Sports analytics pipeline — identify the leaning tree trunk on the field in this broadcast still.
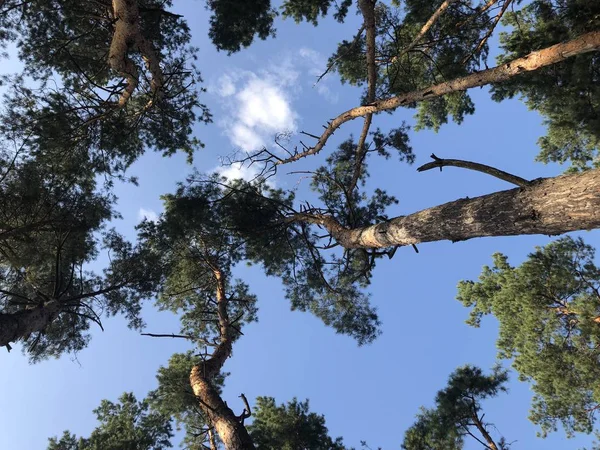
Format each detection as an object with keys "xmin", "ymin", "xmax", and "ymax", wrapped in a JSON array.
[
  {"xmin": 0, "ymin": 300, "xmax": 61, "ymax": 350},
  {"xmin": 190, "ymin": 365, "xmax": 255, "ymax": 450},
  {"xmin": 188, "ymin": 266, "xmax": 255, "ymax": 450},
  {"xmin": 296, "ymin": 168, "xmax": 600, "ymax": 249}
]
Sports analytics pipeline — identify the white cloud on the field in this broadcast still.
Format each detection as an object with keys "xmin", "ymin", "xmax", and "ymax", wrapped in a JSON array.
[
  {"xmin": 211, "ymin": 48, "xmax": 338, "ymax": 153},
  {"xmin": 299, "ymin": 47, "xmax": 321, "ymax": 64},
  {"xmin": 215, "ymin": 163, "xmax": 262, "ymax": 182},
  {"xmin": 299, "ymin": 47, "xmax": 339, "ymax": 104},
  {"xmin": 138, "ymin": 207, "xmax": 159, "ymax": 223},
  {"xmin": 230, "ymin": 123, "xmax": 264, "ymax": 152},
  {"xmin": 217, "ymin": 74, "xmax": 236, "ymax": 97},
  {"xmin": 216, "ymin": 70, "xmax": 298, "ymax": 153}
]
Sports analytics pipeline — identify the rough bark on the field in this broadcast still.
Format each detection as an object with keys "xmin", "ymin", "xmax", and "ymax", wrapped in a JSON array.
[
  {"xmin": 0, "ymin": 300, "xmax": 61, "ymax": 350},
  {"xmin": 291, "ymin": 168, "xmax": 600, "ymax": 249},
  {"xmin": 350, "ymin": 0, "xmax": 377, "ymax": 192},
  {"xmin": 109, "ymin": 0, "xmax": 163, "ymax": 107},
  {"xmin": 190, "ymin": 367, "xmax": 255, "ymax": 450},
  {"xmin": 279, "ymin": 30, "xmax": 600, "ymax": 164},
  {"xmin": 188, "ymin": 267, "xmax": 255, "ymax": 450}
]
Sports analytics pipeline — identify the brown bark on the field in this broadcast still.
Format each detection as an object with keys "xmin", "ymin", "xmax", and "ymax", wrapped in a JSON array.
[
  {"xmin": 190, "ymin": 367, "xmax": 255, "ymax": 450},
  {"xmin": 0, "ymin": 300, "xmax": 61, "ymax": 350},
  {"xmin": 471, "ymin": 413, "xmax": 499, "ymax": 450},
  {"xmin": 417, "ymin": 154, "xmax": 530, "ymax": 187},
  {"xmin": 291, "ymin": 167, "xmax": 600, "ymax": 249},
  {"xmin": 350, "ymin": 0, "xmax": 377, "ymax": 192},
  {"xmin": 109, "ymin": 0, "xmax": 163, "ymax": 107},
  {"xmin": 188, "ymin": 267, "xmax": 255, "ymax": 450},
  {"xmin": 278, "ymin": 30, "xmax": 600, "ymax": 164}
]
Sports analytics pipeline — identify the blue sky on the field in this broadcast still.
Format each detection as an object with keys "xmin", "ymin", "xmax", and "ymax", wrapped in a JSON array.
[{"xmin": 1, "ymin": 1, "xmax": 599, "ymax": 449}]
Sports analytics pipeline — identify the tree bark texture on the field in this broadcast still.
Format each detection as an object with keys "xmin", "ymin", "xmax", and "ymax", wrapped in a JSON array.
[
  {"xmin": 109, "ymin": 0, "xmax": 163, "ymax": 107},
  {"xmin": 471, "ymin": 413, "xmax": 499, "ymax": 450},
  {"xmin": 279, "ymin": 30, "xmax": 600, "ymax": 164},
  {"xmin": 0, "ymin": 300, "xmax": 61, "ymax": 349},
  {"xmin": 295, "ymin": 168, "xmax": 600, "ymax": 249},
  {"xmin": 189, "ymin": 366, "xmax": 255, "ymax": 450},
  {"xmin": 188, "ymin": 267, "xmax": 255, "ymax": 450}
]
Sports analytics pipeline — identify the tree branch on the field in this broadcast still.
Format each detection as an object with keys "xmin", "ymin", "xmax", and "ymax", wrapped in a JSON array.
[
  {"xmin": 463, "ymin": 0, "xmax": 513, "ymax": 64},
  {"xmin": 141, "ymin": 332, "xmax": 217, "ymax": 347},
  {"xmin": 350, "ymin": 0, "xmax": 377, "ymax": 193},
  {"xmin": 399, "ymin": 0, "xmax": 460, "ymax": 58},
  {"xmin": 315, "ymin": 24, "xmax": 365, "ymax": 85},
  {"xmin": 275, "ymin": 30, "xmax": 600, "ymax": 165},
  {"xmin": 289, "ymin": 168, "xmax": 600, "ymax": 249},
  {"xmin": 417, "ymin": 153, "xmax": 530, "ymax": 187},
  {"xmin": 109, "ymin": 0, "xmax": 163, "ymax": 107},
  {"xmin": 237, "ymin": 393, "xmax": 252, "ymax": 424}
]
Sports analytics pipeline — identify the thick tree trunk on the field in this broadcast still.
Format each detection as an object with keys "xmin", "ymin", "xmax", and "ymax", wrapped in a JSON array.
[
  {"xmin": 0, "ymin": 300, "xmax": 61, "ymax": 349},
  {"xmin": 189, "ymin": 366, "xmax": 255, "ymax": 450},
  {"xmin": 188, "ymin": 267, "xmax": 255, "ymax": 450},
  {"xmin": 295, "ymin": 168, "xmax": 600, "ymax": 249},
  {"xmin": 471, "ymin": 413, "xmax": 499, "ymax": 450}
]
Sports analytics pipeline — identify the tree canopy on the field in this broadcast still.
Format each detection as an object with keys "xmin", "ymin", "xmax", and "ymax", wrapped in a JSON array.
[
  {"xmin": 458, "ymin": 237, "xmax": 600, "ymax": 437},
  {"xmin": 47, "ymin": 393, "xmax": 173, "ymax": 450},
  {"xmin": 1, "ymin": 0, "xmax": 600, "ymax": 449}
]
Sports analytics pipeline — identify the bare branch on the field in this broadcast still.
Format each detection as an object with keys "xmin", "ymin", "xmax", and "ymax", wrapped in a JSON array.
[
  {"xmin": 350, "ymin": 0, "xmax": 377, "ymax": 193},
  {"xmin": 315, "ymin": 24, "xmax": 366, "ymax": 86},
  {"xmin": 417, "ymin": 153, "xmax": 530, "ymax": 187},
  {"xmin": 237, "ymin": 393, "xmax": 252, "ymax": 424}
]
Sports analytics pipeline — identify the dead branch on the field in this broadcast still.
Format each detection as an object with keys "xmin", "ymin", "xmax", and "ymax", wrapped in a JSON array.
[{"xmin": 417, "ymin": 153, "xmax": 530, "ymax": 187}]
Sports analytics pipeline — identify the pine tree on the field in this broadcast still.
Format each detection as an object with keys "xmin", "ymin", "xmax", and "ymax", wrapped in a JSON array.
[
  {"xmin": 458, "ymin": 237, "xmax": 600, "ymax": 436},
  {"xmin": 402, "ymin": 366, "xmax": 510, "ymax": 450},
  {"xmin": 47, "ymin": 393, "xmax": 173, "ymax": 450}
]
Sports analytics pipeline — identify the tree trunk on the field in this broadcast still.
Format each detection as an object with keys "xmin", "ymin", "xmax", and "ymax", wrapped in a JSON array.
[
  {"xmin": 188, "ymin": 266, "xmax": 256, "ymax": 450},
  {"xmin": 297, "ymin": 168, "xmax": 600, "ymax": 249},
  {"xmin": 471, "ymin": 413, "xmax": 499, "ymax": 450},
  {"xmin": 189, "ymin": 366, "xmax": 256, "ymax": 450},
  {"xmin": 0, "ymin": 300, "xmax": 61, "ymax": 349}
]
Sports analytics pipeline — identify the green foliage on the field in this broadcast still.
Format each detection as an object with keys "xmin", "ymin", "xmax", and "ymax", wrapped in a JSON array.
[
  {"xmin": 134, "ymin": 173, "xmax": 381, "ymax": 345},
  {"xmin": 136, "ymin": 178, "xmax": 262, "ymax": 343},
  {"xmin": 0, "ymin": 130, "xmax": 164, "ymax": 361},
  {"xmin": 331, "ymin": 0, "xmax": 492, "ymax": 130},
  {"xmin": 207, "ymin": 0, "xmax": 277, "ymax": 53},
  {"xmin": 150, "ymin": 352, "xmax": 225, "ymax": 449},
  {"xmin": 204, "ymin": 0, "xmax": 351, "ymax": 53},
  {"xmin": 492, "ymin": 0, "xmax": 600, "ymax": 170},
  {"xmin": 0, "ymin": 0, "xmax": 210, "ymax": 177},
  {"xmin": 248, "ymin": 397, "xmax": 347, "ymax": 450},
  {"xmin": 48, "ymin": 393, "xmax": 173, "ymax": 450},
  {"xmin": 402, "ymin": 365, "xmax": 509, "ymax": 450},
  {"xmin": 457, "ymin": 237, "xmax": 600, "ymax": 436},
  {"xmin": 281, "ymin": 0, "xmax": 352, "ymax": 25}
]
